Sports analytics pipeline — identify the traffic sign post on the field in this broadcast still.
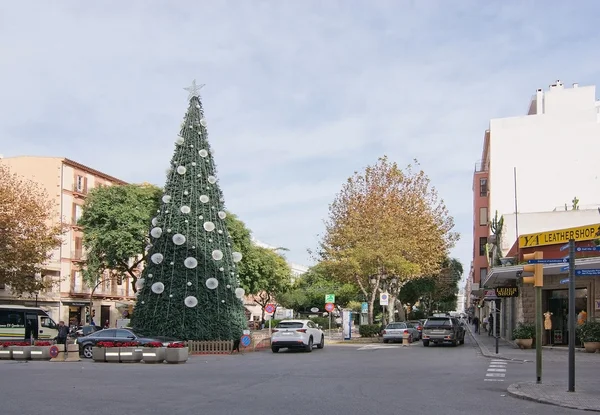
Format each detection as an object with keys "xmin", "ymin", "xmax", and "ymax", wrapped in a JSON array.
[
  {"xmin": 568, "ymin": 239, "xmax": 576, "ymax": 392},
  {"xmin": 324, "ymin": 303, "xmax": 335, "ymax": 336},
  {"xmin": 265, "ymin": 304, "xmax": 276, "ymax": 337},
  {"xmin": 325, "ymin": 294, "xmax": 335, "ymax": 303},
  {"xmin": 240, "ymin": 334, "xmax": 251, "ymax": 348}
]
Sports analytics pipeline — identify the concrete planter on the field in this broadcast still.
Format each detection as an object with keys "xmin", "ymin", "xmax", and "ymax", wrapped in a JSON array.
[
  {"xmin": 104, "ymin": 347, "xmax": 120, "ymax": 362},
  {"xmin": 0, "ymin": 348, "xmax": 11, "ymax": 360},
  {"xmin": 30, "ymin": 346, "xmax": 52, "ymax": 360},
  {"xmin": 515, "ymin": 338, "xmax": 533, "ymax": 349},
  {"xmin": 165, "ymin": 347, "xmax": 188, "ymax": 364},
  {"xmin": 119, "ymin": 347, "xmax": 143, "ymax": 363},
  {"xmin": 142, "ymin": 347, "xmax": 166, "ymax": 363},
  {"xmin": 10, "ymin": 346, "xmax": 31, "ymax": 360},
  {"xmin": 92, "ymin": 347, "xmax": 106, "ymax": 362},
  {"xmin": 583, "ymin": 341, "xmax": 600, "ymax": 353}
]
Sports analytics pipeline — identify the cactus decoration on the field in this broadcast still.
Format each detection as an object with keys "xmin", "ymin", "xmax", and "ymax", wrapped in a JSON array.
[
  {"xmin": 490, "ymin": 210, "xmax": 504, "ymax": 237},
  {"xmin": 572, "ymin": 196, "xmax": 579, "ymax": 210}
]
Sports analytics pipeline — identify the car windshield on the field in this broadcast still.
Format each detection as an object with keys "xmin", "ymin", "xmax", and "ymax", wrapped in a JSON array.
[
  {"xmin": 425, "ymin": 319, "xmax": 452, "ymax": 328},
  {"xmin": 276, "ymin": 322, "xmax": 304, "ymax": 329}
]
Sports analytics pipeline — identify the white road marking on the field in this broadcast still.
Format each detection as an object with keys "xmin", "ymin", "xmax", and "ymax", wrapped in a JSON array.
[{"xmin": 356, "ymin": 344, "xmax": 401, "ymax": 351}]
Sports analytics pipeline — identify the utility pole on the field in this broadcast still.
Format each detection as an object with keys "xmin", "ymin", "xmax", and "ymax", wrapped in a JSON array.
[{"xmin": 568, "ymin": 239, "xmax": 576, "ymax": 392}]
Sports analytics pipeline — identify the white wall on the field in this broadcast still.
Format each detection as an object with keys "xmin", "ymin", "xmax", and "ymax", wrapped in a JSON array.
[{"xmin": 489, "ymin": 83, "xmax": 600, "ymax": 220}]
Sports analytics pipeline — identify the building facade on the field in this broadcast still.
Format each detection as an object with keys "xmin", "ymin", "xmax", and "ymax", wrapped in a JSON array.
[
  {"xmin": 467, "ymin": 80, "xmax": 600, "ymax": 317},
  {"xmin": 0, "ymin": 156, "xmax": 132, "ymax": 327}
]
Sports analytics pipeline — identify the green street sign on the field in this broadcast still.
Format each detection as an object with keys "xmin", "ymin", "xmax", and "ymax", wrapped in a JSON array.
[{"xmin": 325, "ymin": 294, "xmax": 335, "ymax": 303}]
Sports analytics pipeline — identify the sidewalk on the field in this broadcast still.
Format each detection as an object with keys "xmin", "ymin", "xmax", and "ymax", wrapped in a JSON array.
[{"xmin": 467, "ymin": 325, "xmax": 600, "ymax": 411}]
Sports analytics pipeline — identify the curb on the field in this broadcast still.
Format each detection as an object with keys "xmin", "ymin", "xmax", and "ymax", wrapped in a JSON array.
[
  {"xmin": 466, "ymin": 329, "xmax": 527, "ymax": 362},
  {"xmin": 507, "ymin": 382, "xmax": 600, "ymax": 412}
]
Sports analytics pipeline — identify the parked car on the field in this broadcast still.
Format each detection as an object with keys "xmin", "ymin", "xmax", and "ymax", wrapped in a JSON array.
[
  {"xmin": 74, "ymin": 328, "xmax": 182, "ymax": 358},
  {"xmin": 382, "ymin": 322, "xmax": 419, "ymax": 343},
  {"xmin": 270, "ymin": 320, "xmax": 325, "ymax": 353},
  {"xmin": 72, "ymin": 325, "xmax": 103, "ymax": 338},
  {"xmin": 422, "ymin": 316, "xmax": 465, "ymax": 347},
  {"xmin": 407, "ymin": 320, "xmax": 423, "ymax": 340}
]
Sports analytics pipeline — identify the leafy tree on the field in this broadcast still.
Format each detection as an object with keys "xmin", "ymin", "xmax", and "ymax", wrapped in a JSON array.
[
  {"xmin": 78, "ymin": 183, "xmax": 162, "ymax": 294},
  {"xmin": 131, "ymin": 85, "xmax": 249, "ymax": 341},
  {"xmin": 400, "ymin": 257, "xmax": 463, "ymax": 316},
  {"xmin": 244, "ymin": 246, "xmax": 291, "ymax": 320},
  {"xmin": 0, "ymin": 164, "xmax": 66, "ymax": 296},
  {"xmin": 278, "ymin": 263, "xmax": 359, "ymax": 312},
  {"xmin": 318, "ymin": 156, "xmax": 458, "ymax": 323}
]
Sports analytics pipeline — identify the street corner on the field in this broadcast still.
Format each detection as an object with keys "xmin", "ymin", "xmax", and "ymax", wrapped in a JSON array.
[{"xmin": 507, "ymin": 381, "xmax": 600, "ymax": 412}]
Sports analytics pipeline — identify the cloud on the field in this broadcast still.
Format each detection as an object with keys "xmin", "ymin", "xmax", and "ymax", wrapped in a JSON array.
[{"xmin": 1, "ymin": 0, "xmax": 600, "ymax": 279}]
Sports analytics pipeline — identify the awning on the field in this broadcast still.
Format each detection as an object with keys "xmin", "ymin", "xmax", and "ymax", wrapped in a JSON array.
[{"xmin": 483, "ymin": 257, "xmax": 600, "ymax": 288}]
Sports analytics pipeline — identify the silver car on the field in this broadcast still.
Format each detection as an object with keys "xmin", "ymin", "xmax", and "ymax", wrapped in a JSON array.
[{"xmin": 382, "ymin": 322, "xmax": 419, "ymax": 344}]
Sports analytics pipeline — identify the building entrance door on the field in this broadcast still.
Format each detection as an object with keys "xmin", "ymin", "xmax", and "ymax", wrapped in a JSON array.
[{"xmin": 547, "ymin": 288, "xmax": 588, "ymax": 346}]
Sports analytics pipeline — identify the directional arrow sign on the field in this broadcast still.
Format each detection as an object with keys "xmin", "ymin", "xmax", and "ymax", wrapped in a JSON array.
[
  {"xmin": 560, "ymin": 278, "xmax": 570, "ymax": 284},
  {"xmin": 560, "ymin": 243, "xmax": 570, "ymax": 251},
  {"xmin": 527, "ymin": 258, "xmax": 569, "ymax": 264},
  {"xmin": 576, "ymin": 246, "xmax": 600, "ymax": 252},
  {"xmin": 561, "ymin": 266, "xmax": 569, "ymax": 272},
  {"xmin": 575, "ymin": 269, "xmax": 600, "ymax": 276}
]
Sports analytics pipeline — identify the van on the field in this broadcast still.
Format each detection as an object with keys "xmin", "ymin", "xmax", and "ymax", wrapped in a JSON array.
[{"xmin": 0, "ymin": 305, "xmax": 59, "ymax": 341}]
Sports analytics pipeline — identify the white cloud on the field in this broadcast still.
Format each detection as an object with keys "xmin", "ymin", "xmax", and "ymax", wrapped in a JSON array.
[{"xmin": 1, "ymin": 0, "xmax": 599, "ymax": 276}]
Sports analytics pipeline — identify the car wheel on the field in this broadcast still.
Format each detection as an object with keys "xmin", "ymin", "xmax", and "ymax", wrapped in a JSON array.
[
  {"xmin": 271, "ymin": 346, "xmax": 279, "ymax": 353},
  {"xmin": 317, "ymin": 335, "xmax": 325, "ymax": 349},
  {"xmin": 423, "ymin": 340, "xmax": 429, "ymax": 347},
  {"xmin": 83, "ymin": 344, "xmax": 93, "ymax": 359},
  {"xmin": 305, "ymin": 337, "xmax": 313, "ymax": 352},
  {"xmin": 452, "ymin": 340, "xmax": 458, "ymax": 347}
]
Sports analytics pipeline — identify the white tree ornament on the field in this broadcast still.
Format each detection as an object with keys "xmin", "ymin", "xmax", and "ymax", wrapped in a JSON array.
[
  {"xmin": 177, "ymin": 166, "xmax": 187, "ymax": 175},
  {"xmin": 151, "ymin": 282, "xmax": 165, "ymax": 294},
  {"xmin": 162, "ymin": 195, "xmax": 171, "ymax": 203},
  {"xmin": 232, "ymin": 252, "xmax": 243, "ymax": 263},
  {"xmin": 199, "ymin": 149, "xmax": 208, "ymax": 158},
  {"xmin": 203, "ymin": 222, "xmax": 215, "ymax": 232},
  {"xmin": 172, "ymin": 234, "xmax": 186, "ymax": 245},
  {"xmin": 218, "ymin": 211, "xmax": 227, "ymax": 219},
  {"xmin": 135, "ymin": 278, "xmax": 145, "ymax": 289},
  {"xmin": 151, "ymin": 253, "xmax": 164, "ymax": 264},
  {"xmin": 150, "ymin": 227, "xmax": 162, "ymax": 238},
  {"xmin": 180, "ymin": 205, "xmax": 191, "ymax": 214},
  {"xmin": 212, "ymin": 250, "xmax": 223, "ymax": 261},
  {"xmin": 185, "ymin": 296, "xmax": 198, "ymax": 308},
  {"xmin": 235, "ymin": 288, "xmax": 245, "ymax": 299},
  {"xmin": 208, "ymin": 176, "xmax": 217, "ymax": 184},
  {"xmin": 206, "ymin": 278, "xmax": 219, "ymax": 289},
  {"xmin": 184, "ymin": 257, "xmax": 198, "ymax": 269},
  {"xmin": 199, "ymin": 195, "xmax": 209, "ymax": 203}
]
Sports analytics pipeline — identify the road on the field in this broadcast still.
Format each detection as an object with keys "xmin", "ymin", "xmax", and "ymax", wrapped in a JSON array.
[{"xmin": 0, "ymin": 336, "xmax": 592, "ymax": 415}]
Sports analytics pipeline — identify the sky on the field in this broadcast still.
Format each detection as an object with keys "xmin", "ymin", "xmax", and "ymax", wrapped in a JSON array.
[{"xmin": 2, "ymin": 1, "xmax": 600, "ymax": 285}]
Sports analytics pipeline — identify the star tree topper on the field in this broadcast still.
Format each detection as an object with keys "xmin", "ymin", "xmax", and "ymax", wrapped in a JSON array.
[{"xmin": 184, "ymin": 79, "xmax": 205, "ymax": 100}]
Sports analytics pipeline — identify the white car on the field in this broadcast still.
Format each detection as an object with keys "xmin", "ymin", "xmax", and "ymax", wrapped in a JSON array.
[{"xmin": 271, "ymin": 320, "xmax": 325, "ymax": 353}]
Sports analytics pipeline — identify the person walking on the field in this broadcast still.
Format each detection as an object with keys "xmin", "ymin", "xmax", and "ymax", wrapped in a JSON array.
[
  {"xmin": 488, "ymin": 313, "xmax": 494, "ymax": 337},
  {"xmin": 472, "ymin": 316, "xmax": 480, "ymax": 334}
]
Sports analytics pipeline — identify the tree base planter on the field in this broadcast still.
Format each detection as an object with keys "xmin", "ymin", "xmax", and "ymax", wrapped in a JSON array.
[
  {"xmin": 30, "ymin": 346, "xmax": 52, "ymax": 360},
  {"xmin": 119, "ymin": 347, "xmax": 143, "ymax": 363},
  {"xmin": 104, "ymin": 347, "xmax": 121, "ymax": 362},
  {"xmin": 515, "ymin": 339, "xmax": 533, "ymax": 349},
  {"xmin": 142, "ymin": 347, "xmax": 166, "ymax": 363},
  {"xmin": 10, "ymin": 346, "xmax": 31, "ymax": 360},
  {"xmin": 92, "ymin": 348, "xmax": 106, "ymax": 362},
  {"xmin": 584, "ymin": 342, "xmax": 600, "ymax": 353},
  {"xmin": 165, "ymin": 347, "xmax": 188, "ymax": 364},
  {"xmin": 0, "ymin": 349, "xmax": 11, "ymax": 360}
]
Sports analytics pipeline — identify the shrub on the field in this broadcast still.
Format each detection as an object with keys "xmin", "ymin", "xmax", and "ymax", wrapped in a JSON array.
[
  {"xmin": 266, "ymin": 319, "xmax": 281, "ymax": 328},
  {"xmin": 512, "ymin": 322, "xmax": 535, "ymax": 340},
  {"xmin": 167, "ymin": 342, "xmax": 186, "ymax": 348},
  {"xmin": 359, "ymin": 324, "xmax": 381, "ymax": 338},
  {"xmin": 577, "ymin": 321, "xmax": 600, "ymax": 342},
  {"xmin": 309, "ymin": 317, "xmax": 331, "ymax": 329},
  {"xmin": 96, "ymin": 341, "xmax": 115, "ymax": 348}
]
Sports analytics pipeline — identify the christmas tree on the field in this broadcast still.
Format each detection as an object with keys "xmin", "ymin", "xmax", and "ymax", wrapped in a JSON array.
[{"xmin": 131, "ymin": 81, "xmax": 247, "ymax": 341}]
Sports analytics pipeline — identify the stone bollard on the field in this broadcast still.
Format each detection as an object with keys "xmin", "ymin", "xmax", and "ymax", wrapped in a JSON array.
[
  {"xmin": 402, "ymin": 331, "xmax": 410, "ymax": 347},
  {"xmin": 65, "ymin": 344, "xmax": 81, "ymax": 362}
]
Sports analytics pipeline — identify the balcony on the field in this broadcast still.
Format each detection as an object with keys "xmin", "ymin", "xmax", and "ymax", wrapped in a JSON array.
[
  {"xmin": 474, "ymin": 161, "xmax": 489, "ymax": 172},
  {"xmin": 72, "ymin": 184, "xmax": 88, "ymax": 196}
]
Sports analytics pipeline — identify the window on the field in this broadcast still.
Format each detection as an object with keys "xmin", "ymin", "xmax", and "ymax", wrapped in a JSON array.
[
  {"xmin": 76, "ymin": 175, "xmax": 84, "ymax": 191},
  {"xmin": 0, "ymin": 310, "xmax": 24, "ymax": 328},
  {"xmin": 479, "ymin": 207, "xmax": 488, "ymax": 226},
  {"xmin": 480, "ymin": 267, "xmax": 488, "ymax": 282},
  {"xmin": 479, "ymin": 237, "xmax": 487, "ymax": 256},
  {"xmin": 74, "ymin": 205, "xmax": 83, "ymax": 223},
  {"xmin": 480, "ymin": 178, "xmax": 488, "ymax": 197},
  {"xmin": 276, "ymin": 322, "xmax": 304, "ymax": 329},
  {"xmin": 116, "ymin": 329, "xmax": 135, "ymax": 339},
  {"xmin": 40, "ymin": 316, "xmax": 57, "ymax": 329},
  {"xmin": 424, "ymin": 318, "xmax": 451, "ymax": 328},
  {"xmin": 73, "ymin": 271, "xmax": 81, "ymax": 292}
]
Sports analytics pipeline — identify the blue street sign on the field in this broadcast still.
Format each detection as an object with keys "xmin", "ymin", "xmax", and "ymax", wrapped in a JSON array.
[
  {"xmin": 575, "ymin": 269, "xmax": 600, "ymax": 276},
  {"xmin": 561, "ymin": 266, "xmax": 569, "ymax": 272},
  {"xmin": 527, "ymin": 258, "xmax": 569, "ymax": 264},
  {"xmin": 560, "ymin": 243, "xmax": 570, "ymax": 251},
  {"xmin": 576, "ymin": 246, "xmax": 600, "ymax": 252},
  {"xmin": 560, "ymin": 278, "xmax": 570, "ymax": 284}
]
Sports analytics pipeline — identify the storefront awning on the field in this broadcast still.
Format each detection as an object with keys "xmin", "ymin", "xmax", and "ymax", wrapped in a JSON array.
[{"xmin": 483, "ymin": 257, "xmax": 600, "ymax": 288}]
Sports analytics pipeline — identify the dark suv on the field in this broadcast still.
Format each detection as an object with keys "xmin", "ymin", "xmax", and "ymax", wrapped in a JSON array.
[{"xmin": 422, "ymin": 316, "xmax": 465, "ymax": 347}]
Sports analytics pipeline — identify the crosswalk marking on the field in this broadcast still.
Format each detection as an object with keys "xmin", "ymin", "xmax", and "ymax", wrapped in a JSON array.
[
  {"xmin": 356, "ymin": 344, "xmax": 401, "ymax": 351},
  {"xmin": 485, "ymin": 360, "xmax": 507, "ymax": 382}
]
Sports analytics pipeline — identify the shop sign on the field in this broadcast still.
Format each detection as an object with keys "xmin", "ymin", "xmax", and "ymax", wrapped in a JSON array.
[
  {"xmin": 495, "ymin": 286, "xmax": 519, "ymax": 298},
  {"xmin": 519, "ymin": 224, "xmax": 600, "ymax": 248}
]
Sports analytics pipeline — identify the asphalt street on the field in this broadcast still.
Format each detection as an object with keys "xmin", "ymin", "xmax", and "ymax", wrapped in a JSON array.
[{"xmin": 0, "ymin": 336, "xmax": 592, "ymax": 415}]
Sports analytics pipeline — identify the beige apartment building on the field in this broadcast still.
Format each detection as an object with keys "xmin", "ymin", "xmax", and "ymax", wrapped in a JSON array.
[{"xmin": 0, "ymin": 156, "xmax": 136, "ymax": 327}]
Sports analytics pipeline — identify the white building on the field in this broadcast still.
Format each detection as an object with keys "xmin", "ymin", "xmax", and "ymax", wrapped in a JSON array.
[{"xmin": 489, "ymin": 80, "xmax": 600, "ymax": 219}]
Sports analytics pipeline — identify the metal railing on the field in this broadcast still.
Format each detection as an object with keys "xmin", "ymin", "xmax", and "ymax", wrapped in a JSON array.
[{"xmin": 474, "ymin": 161, "xmax": 489, "ymax": 172}]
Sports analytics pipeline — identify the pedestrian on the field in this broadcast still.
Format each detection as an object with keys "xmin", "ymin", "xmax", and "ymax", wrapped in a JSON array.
[
  {"xmin": 56, "ymin": 321, "xmax": 69, "ymax": 345},
  {"xmin": 483, "ymin": 316, "xmax": 488, "ymax": 332},
  {"xmin": 468, "ymin": 315, "xmax": 472, "ymax": 324},
  {"xmin": 472, "ymin": 316, "xmax": 480, "ymax": 334},
  {"xmin": 488, "ymin": 313, "xmax": 494, "ymax": 337}
]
